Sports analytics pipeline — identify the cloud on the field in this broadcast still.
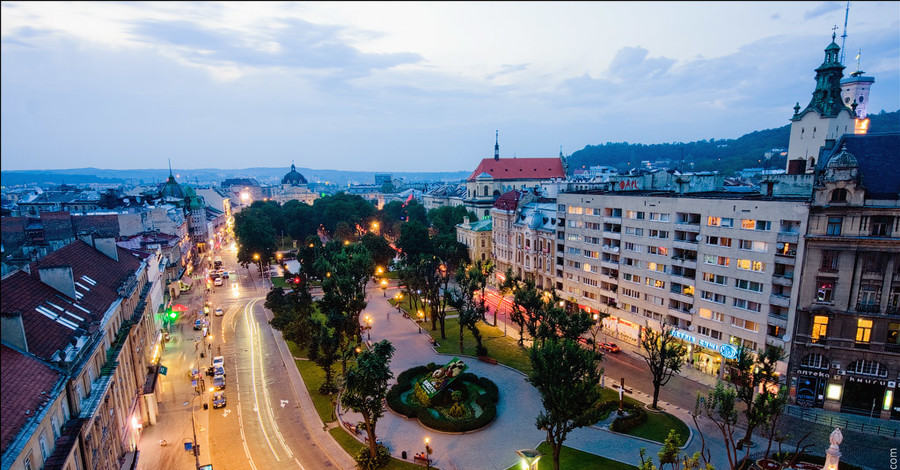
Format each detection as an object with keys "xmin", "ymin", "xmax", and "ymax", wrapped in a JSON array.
[
  {"xmin": 607, "ymin": 46, "xmax": 675, "ymax": 82},
  {"xmin": 485, "ymin": 63, "xmax": 529, "ymax": 80},
  {"xmin": 804, "ymin": 2, "xmax": 843, "ymax": 20},
  {"xmin": 128, "ymin": 18, "xmax": 422, "ymax": 80}
]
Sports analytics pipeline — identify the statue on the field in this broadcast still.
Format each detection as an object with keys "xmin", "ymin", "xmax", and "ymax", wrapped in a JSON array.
[{"xmin": 823, "ymin": 427, "xmax": 842, "ymax": 470}]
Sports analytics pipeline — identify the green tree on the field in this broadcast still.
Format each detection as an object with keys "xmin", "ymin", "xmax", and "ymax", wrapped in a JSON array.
[
  {"xmin": 397, "ymin": 221, "xmax": 433, "ymax": 261},
  {"xmin": 528, "ymin": 338, "xmax": 604, "ymax": 470},
  {"xmin": 341, "ymin": 340, "xmax": 395, "ymax": 462},
  {"xmin": 696, "ymin": 383, "xmax": 746, "ymax": 470},
  {"xmin": 427, "ymin": 205, "xmax": 477, "ymax": 237},
  {"xmin": 448, "ymin": 261, "xmax": 489, "ymax": 356},
  {"xmin": 404, "ymin": 200, "xmax": 428, "ymax": 226},
  {"xmin": 308, "ymin": 316, "xmax": 341, "ymax": 394},
  {"xmin": 298, "ymin": 236, "xmax": 323, "ymax": 279},
  {"xmin": 732, "ymin": 345, "xmax": 785, "ymax": 449},
  {"xmin": 637, "ymin": 429, "xmax": 712, "ymax": 470},
  {"xmin": 267, "ymin": 281, "xmax": 316, "ymax": 352},
  {"xmin": 638, "ymin": 323, "xmax": 688, "ymax": 409},
  {"xmin": 282, "ymin": 199, "xmax": 317, "ymax": 242},
  {"xmin": 234, "ymin": 207, "xmax": 277, "ymax": 270}
]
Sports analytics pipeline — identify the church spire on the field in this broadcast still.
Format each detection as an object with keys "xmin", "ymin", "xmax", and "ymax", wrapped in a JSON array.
[
  {"xmin": 168, "ymin": 158, "xmax": 173, "ymax": 177},
  {"xmin": 796, "ymin": 33, "xmax": 847, "ymax": 120},
  {"xmin": 494, "ymin": 130, "xmax": 500, "ymax": 161}
]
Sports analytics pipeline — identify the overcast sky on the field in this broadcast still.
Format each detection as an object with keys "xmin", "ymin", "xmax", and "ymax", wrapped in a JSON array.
[{"xmin": 2, "ymin": 1, "xmax": 898, "ymax": 173}]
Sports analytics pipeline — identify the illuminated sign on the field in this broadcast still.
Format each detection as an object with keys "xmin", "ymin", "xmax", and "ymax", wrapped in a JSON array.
[
  {"xmin": 617, "ymin": 180, "xmax": 640, "ymax": 191},
  {"xmin": 669, "ymin": 329, "xmax": 738, "ymax": 359}
]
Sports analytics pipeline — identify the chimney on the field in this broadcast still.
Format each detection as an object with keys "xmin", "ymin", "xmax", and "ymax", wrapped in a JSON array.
[
  {"xmin": 93, "ymin": 237, "xmax": 119, "ymax": 261},
  {"xmin": 0, "ymin": 312, "xmax": 29, "ymax": 352},
  {"xmin": 463, "ymin": 216, "xmax": 470, "ymax": 227},
  {"xmin": 38, "ymin": 265, "xmax": 77, "ymax": 299}
]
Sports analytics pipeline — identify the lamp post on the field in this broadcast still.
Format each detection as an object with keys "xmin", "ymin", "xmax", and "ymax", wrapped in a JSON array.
[
  {"xmin": 515, "ymin": 449, "xmax": 543, "ymax": 470},
  {"xmin": 424, "ymin": 436, "xmax": 432, "ymax": 469},
  {"xmin": 253, "ymin": 253, "xmax": 260, "ymax": 278},
  {"xmin": 364, "ymin": 314, "xmax": 372, "ymax": 341}
]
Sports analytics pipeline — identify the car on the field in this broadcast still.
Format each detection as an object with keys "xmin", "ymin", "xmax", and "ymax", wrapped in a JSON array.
[
  {"xmin": 601, "ymin": 342, "xmax": 621, "ymax": 353},
  {"xmin": 213, "ymin": 356, "xmax": 224, "ymax": 367},
  {"xmin": 214, "ymin": 307, "xmax": 224, "ymax": 316},
  {"xmin": 213, "ymin": 374, "xmax": 226, "ymax": 390},
  {"xmin": 214, "ymin": 365, "xmax": 225, "ymax": 377},
  {"xmin": 214, "ymin": 277, "xmax": 224, "ymax": 287},
  {"xmin": 194, "ymin": 319, "xmax": 203, "ymax": 330},
  {"xmin": 212, "ymin": 391, "xmax": 226, "ymax": 408},
  {"xmin": 222, "ymin": 271, "xmax": 229, "ymax": 279}
]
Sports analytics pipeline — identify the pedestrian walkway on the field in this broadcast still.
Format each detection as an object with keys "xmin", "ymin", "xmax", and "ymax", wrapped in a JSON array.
[{"xmin": 335, "ymin": 284, "xmax": 734, "ymax": 470}]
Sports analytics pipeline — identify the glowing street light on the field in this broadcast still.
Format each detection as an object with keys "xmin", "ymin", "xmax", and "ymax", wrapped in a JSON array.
[{"xmin": 516, "ymin": 449, "xmax": 542, "ymax": 470}]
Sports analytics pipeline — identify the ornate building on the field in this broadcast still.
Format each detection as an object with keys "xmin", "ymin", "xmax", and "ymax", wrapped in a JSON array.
[{"xmin": 272, "ymin": 164, "xmax": 318, "ymax": 206}]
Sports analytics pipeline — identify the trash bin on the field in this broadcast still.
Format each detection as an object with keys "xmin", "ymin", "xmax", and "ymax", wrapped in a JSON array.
[
  {"xmin": 401, "ymin": 451, "xmax": 407, "ymax": 460},
  {"xmin": 203, "ymin": 403, "xmax": 209, "ymax": 410}
]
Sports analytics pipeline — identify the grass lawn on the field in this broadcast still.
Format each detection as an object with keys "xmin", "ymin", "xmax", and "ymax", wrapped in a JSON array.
[
  {"xmin": 628, "ymin": 411, "xmax": 690, "ymax": 446},
  {"xmin": 285, "ymin": 340, "xmax": 339, "ymax": 424},
  {"xmin": 270, "ymin": 276, "xmax": 288, "ymax": 288},
  {"xmin": 504, "ymin": 441, "xmax": 637, "ymax": 470},
  {"xmin": 425, "ymin": 316, "xmax": 532, "ymax": 375},
  {"xmin": 329, "ymin": 428, "xmax": 433, "ymax": 470}
]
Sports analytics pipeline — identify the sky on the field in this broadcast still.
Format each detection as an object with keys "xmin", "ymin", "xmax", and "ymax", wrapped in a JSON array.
[{"xmin": 1, "ymin": 1, "xmax": 898, "ymax": 173}]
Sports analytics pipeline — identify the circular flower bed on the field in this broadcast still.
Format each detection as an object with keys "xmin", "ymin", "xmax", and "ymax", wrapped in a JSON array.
[{"xmin": 386, "ymin": 363, "xmax": 500, "ymax": 433}]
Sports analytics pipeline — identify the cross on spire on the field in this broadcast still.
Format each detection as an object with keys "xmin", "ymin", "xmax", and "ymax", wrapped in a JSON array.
[{"xmin": 831, "ymin": 25, "xmax": 838, "ymax": 41}]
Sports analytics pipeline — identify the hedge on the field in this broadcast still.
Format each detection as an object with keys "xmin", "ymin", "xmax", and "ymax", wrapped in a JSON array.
[{"xmin": 609, "ymin": 402, "xmax": 648, "ymax": 433}]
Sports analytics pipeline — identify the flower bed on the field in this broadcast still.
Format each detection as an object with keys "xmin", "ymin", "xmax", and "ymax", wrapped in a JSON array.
[{"xmin": 386, "ymin": 364, "xmax": 499, "ymax": 433}]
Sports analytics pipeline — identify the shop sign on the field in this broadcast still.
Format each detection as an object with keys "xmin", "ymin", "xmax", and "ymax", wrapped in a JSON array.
[
  {"xmin": 796, "ymin": 369, "xmax": 830, "ymax": 379},
  {"xmin": 670, "ymin": 329, "xmax": 737, "ymax": 359},
  {"xmin": 846, "ymin": 375, "xmax": 888, "ymax": 386}
]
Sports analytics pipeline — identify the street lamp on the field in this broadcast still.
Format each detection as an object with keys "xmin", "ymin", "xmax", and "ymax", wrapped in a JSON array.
[
  {"xmin": 364, "ymin": 314, "xmax": 373, "ymax": 340},
  {"xmin": 424, "ymin": 437, "xmax": 432, "ymax": 469},
  {"xmin": 380, "ymin": 278, "xmax": 388, "ymax": 296},
  {"xmin": 515, "ymin": 449, "xmax": 543, "ymax": 470}
]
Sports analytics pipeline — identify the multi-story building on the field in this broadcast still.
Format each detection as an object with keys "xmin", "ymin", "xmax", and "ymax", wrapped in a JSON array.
[
  {"xmin": 787, "ymin": 132, "xmax": 900, "ymax": 420},
  {"xmin": 1, "ymin": 236, "xmax": 162, "ymax": 470},
  {"xmin": 556, "ymin": 185, "xmax": 809, "ymax": 379},
  {"xmin": 456, "ymin": 217, "xmax": 493, "ymax": 264}
]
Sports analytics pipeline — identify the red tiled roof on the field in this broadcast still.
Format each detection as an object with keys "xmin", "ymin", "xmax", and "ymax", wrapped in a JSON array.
[
  {"xmin": 1, "ymin": 240, "xmax": 142, "ymax": 361},
  {"xmin": 467, "ymin": 157, "xmax": 565, "ymax": 181},
  {"xmin": 492, "ymin": 190, "xmax": 522, "ymax": 211},
  {"xmin": 72, "ymin": 214, "xmax": 120, "ymax": 238},
  {"xmin": 0, "ymin": 344, "xmax": 65, "ymax": 455},
  {"xmin": 39, "ymin": 211, "xmax": 74, "ymax": 240}
]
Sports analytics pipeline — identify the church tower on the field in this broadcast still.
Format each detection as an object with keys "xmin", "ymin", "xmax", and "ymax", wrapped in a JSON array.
[
  {"xmin": 493, "ymin": 130, "xmax": 500, "ymax": 161},
  {"xmin": 785, "ymin": 34, "xmax": 857, "ymax": 173},
  {"xmin": 840, "ymin": 51, "xmax": 875, "ymax": 119}
]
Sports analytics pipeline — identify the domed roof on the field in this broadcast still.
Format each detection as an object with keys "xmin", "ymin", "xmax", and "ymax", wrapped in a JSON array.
[
  {"xmin": 282, "ymin": 164, "xmax": 308, "ymax": 185},
  {"xmin": 826, "ymin": 145, "xmax": 858, "ymax": 169},
  {"xmin": 160, "ymin": 174, "xmax": 185, "ymax": 199}
]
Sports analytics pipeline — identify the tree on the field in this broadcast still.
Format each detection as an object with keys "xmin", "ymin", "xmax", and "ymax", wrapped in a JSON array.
[
  {"xmin": 528, "ymin": 338, "xmax": 604, "ymax": 470},
  {"xmin": 341, "ymin": 340, "xmax": 395, "ymax": 462},
  {"xmin": 638, "ymin": 323, "xmax": 688, "ymax": 409},
  {"xmin": 267, "ymin": 280, "xmax": 316, "ymax": 352},
  {"xmin": 427, "ymin": 205, "xmax": 477, "ymax": 237},
  {"xmin": 360, "ymin": 233, "xmax": 396, "ymax": 269},
  {"xmin": 308, "ymin": 316, "xmax": 341, "ymax": 394},
  {"xmin": 495, "ymin": 267, "xmax": 517, "ymax": 327},
  {"xmin": 637, "ymin": 429, "xmax": 712, "ymax": 470},
  {"xmin": 397, "ymin": 221, "xmax": 433, "ymax": 261},
  {"xmin": 732, "ymin": 345, "xmax": 785, "ymax": 449},
  {"xmin": 696, "ymin": 383, "xmax": 746, "ymax": 470},
  {"xmin": 234, "ymin": 207, "xmax": 277, "ymax": 269},
  {"xmin": 448, "ymin": 261, "xmax": 489, "ymax": 356}
]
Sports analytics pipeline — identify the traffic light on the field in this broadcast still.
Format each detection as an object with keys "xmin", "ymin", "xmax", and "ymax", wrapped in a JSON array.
[{"xmin": 168, "ymin": 310, "xmax": 178, "ymax": 321}]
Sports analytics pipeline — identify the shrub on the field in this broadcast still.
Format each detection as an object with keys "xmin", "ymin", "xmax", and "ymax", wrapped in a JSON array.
[
  {"xmin": 477, "ymin": 377, "xmax": 499, "ymax": 403},
  {"xmin": 426, "ymin": 362, "xmax": 438, "ymax": 371},
  {"xmin": 610, "ymin": 403, "xmax": 648, "ymax": 433},
  {"xmin": 354, "ymin": 443, "xmax": 391, "ymax": 470},
  {"xmin": 396, "ymin": 365, "xmax": 429, "ymax": 386}
]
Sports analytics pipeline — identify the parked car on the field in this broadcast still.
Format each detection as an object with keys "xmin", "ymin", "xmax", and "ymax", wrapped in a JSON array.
[
  {"xmin": 212, "ymin": 391, "xmax": 226, "ymax": 408},
  {"xmin": 206, "ymin": 364, "xmax": 226, "ymax": 377},
  {"xmin": 213, "ymin": 374, "xmax": 226, "ymax": 390},
  {"xmin": 213, "ymin": 356, "xmax": 224, "ymax": 368},
  {"xmin": 214, "ymin": 277, "xmax": 224, "ymax": 287},
  {"xmin": 194, "ymin": 319, "xmax": 203, "ymax": 330},
  {"xmin": 601, "ymin": 342, "xmax": 621, "ymax": 353},
  {"xmin": 214, "ymin": 307, "xmax": 224, "ymax": 316}
]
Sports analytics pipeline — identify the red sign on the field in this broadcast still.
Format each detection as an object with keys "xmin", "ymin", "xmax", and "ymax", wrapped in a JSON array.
[{"xmin": 618, "ymin": 180, "xmax": 639, "ymax": 190}]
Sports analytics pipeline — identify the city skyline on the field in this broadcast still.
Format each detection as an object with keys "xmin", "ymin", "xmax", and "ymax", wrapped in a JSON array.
[{"xmin": 2, "ymin": 1, "xmax": 898, "ymax": 172}]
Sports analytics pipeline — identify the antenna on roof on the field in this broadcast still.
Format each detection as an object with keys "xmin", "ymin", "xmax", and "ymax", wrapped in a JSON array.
[{"xmin": 840, "ymin": 1, "xmax": 850, "ymax": 64}]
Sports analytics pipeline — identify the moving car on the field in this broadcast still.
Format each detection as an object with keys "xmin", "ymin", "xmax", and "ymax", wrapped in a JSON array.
[
  {"xmin": 212, "ymin": 391, "xmax": 226, "ymax": 409},
  {"xmin": 194, "ymin": 319, "xmax": 203, "ymax": 330},
  {"xmin": 213, "ymin": 374, "xmax": 226, "ymax": 390},
  {"xmin": 213, "ymin": 356, "xmax": 224, "ymax": 368},
  {"xmin": 600, "ymin": 342, "xmax": 621, "ymax": 353},
  {"xmin": 214, "ymin": 307, "xmax": 224, "ymax": 316},
  {"xmin": 214, "ymin": 277, "xmax": 224, "ymax": 287}
]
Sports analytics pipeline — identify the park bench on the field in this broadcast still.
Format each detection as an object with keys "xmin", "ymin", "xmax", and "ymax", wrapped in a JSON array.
[
  {"xmin": 478, "ymin": 356, "xmax": 498, "ymax": 365},
  {"xmin": 343, "ymin": 421, "xmax": 359, "ymax": 435},
  {"xmin": 413, "ymin": 454, "xmax": 432, "ymax": 464}
]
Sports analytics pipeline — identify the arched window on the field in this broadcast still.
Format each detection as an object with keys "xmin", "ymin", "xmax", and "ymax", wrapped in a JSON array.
[
  {"xmin": 847, "ymin": 360, "xmax": 888, "ymax": 377},
  {"xmin": 483, "ymin": 185, "xmax": 489, "ymax": 196},
  {"xmin": 830, "ymin": 188, "xmax": 848, "ymax": 202},
  {"xmin": 800, "ymin": 353, "xmax": 828, "ymax": 370}
]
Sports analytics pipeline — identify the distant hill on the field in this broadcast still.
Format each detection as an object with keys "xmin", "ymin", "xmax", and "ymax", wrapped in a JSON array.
[
  {"xmin": 3, "ymin": 110, "xmax": 896, "ymax": 186},
  {"xmin": 568, "ymin": 109, "xmax": 899, "ymax": 176}
]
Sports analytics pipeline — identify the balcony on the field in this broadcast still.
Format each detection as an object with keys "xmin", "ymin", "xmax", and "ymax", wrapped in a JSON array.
[
  {"xmin": 673, "ymin": 239, "xmax": 699, "ymax": 251},
  {"xmin": 774, "ymin": 254, "xmax": 796, "ymax": 265},
  {"xmin": 670, "ymin": 257, "xmax": 697, "ymax": 270},
  {"xmin": 776, "ymin": 232, "xmax": 800, "ymax": 244},
  {"xmin": 602, "ymin": 231, "xmax": 621, "ymax": 240},
  {"xmin": 601, "ymin": 245, "xmax": 620, "ymax": 254},
  {"xmin": 772, "ymin": 275, "xmax": 793, "ymax": 287},
  {"xmin": 767, "ymin": 316, "xmax": 788, "ymax": 328},
  {"xmin": 600, "ymin": 260, "xmax": 619, "ymax": 270},
  {"xmin": 603, "ymin": 216, "xmax": 622, "ymax": 224},
  {"xmin": 769, "ymin": 294, "xmax": 791, "ymax": 308},
  {"xmin": 855, "ymin": 303, "xmax": 881, "ymax": 313}
]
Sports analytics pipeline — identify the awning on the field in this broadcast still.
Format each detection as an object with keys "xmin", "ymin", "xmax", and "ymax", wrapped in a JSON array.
[{"xmin": 180, "ymin": 276, "xmax": 193, "ymax": 286}]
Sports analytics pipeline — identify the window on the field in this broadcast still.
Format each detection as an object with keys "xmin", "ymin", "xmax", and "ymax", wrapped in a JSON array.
[
  {"xmin": 648, "ymin": 229, "xmax": 669, "ymax": 239},
  {"xmin": 801, "ymin": 353, "xmax": 828, "ymax": 369},
  {"xmin": 811, "ymin": 315, "xmax": 829, "ymax": 342},
  {"xmin": 24, "ymin": 452, "xmax": 33, "ymax": 470},
  {"xmin": 645, "ymin": 277, "xmax": 665, "ymax": 289},
  {"xmin": 733, "ymin": 298, "xmax": 762, "ymax": 312},
  {"xmin": 887, "ymin": 322, "xmax": 900, "ymax": 346},
  {"xmin": 567, "ymin": 247, "xmax": 581, "ymax": 255},
  {"xmin": 621, "ymin": 288, "xmax": 640, "ymax": 299},
  {"xmin": 855, "ymin": 318, "xmax": 873, "ymax": 343},
  {"xmin": 707, "ymin": 216, "xmax": 734, "ymax": 227},
  {"xmin": 650, "ymin": 212, "xmax": 670, "ymax": 222},
  {"xmin": 625, "ymin": 210, "xmax": 645, "ymax": 220},
  {"xmin": 698, "ymin": 308, "xmax": 725, "ymax": 322},
  {"xmin": 583, "ymin": 250, "xmax": 599, "ymax": 259},
  {"xmin": 624, "ymin": 242, "xmax": 641, "ymax": 253},
  {"xmin": 739, "ymin": 240, "xmax": 768, "ymax": 252},
  {"xmin": 700, "ymin": 291, "xmax": 727, "ymax": 304},
  {"xmin": 870, "ymin": 216, "xmax": 892, "ymax": 236},
  {"xmin": 826, "ymin": 217, "xmax": 843, "ymax": 235},
  {"xmin": 741, "ymin": 219, "xmax": 771, "ymax": 231},
  {"xmin": 625, "ymin": 227, "xmax": 644, "ymax": 236},
  {"xmin": 857, "ymin": 281, "xmax": 881, "ymax": 312},
  {"xmin": 623, "ymin": 273, "xmax": 641, "ymax": 284},
  {"xmin": 646, "ymin": 262, "xmax": 666, "ymax": 273},
  {"xmin": 583, "ymin": 235, "xmax": 600, "ymax": 244},
  {"xmin": 622, "ymin": 257, "xmax": 639, "ymax": 268},
  {"xmin": 830, "ymin": 188, "xmax": 848, "ymax": 202},
  {"xmin": 735, "ymin": 279, "xmax": 763, "ymax": 292},
  {"xmin": 731, "ymin": 317, "xmax": 759, "ymax": 332},
  {"xmin": 568, "ymin": 206, "xmax": 584, "ymax": 214},
  {"xmin": 821, "ymin": 250, "xmax": 839, "ymax": 271},
  {"xmin": 815, "ymin": 278, "xmax": 835, "ymax": 303},
  {"xmin": 644, "ymin": 293, "xmax": 665, "ymax": 306},
  {"xmin": 702, "ymin": 272, "xmax": 728, "ymax": 285},
  {"xmin": 704, "ymin": 254, "xmax": 730, "ymax": 267},
  {"xmin": 862, "ymin": 252, "xmax": 884, "ymax": 273},
  {"xmin": 847, "ymin": 360, "xmax": 888, "ymax": 377},
  {"xmin": 736, "ymin": 259, "xmax": 765, "ymax": 272},
  {"xmin": 647, "ymin": 246, "xmax": 668, "ymax": 256},
  {"xmin": 707, "ymin": 236, "xmax": 732, "ymax": 247},
  {"xmin": 39, "ymin": 432, "xmax": 49, "ymax": 460}
]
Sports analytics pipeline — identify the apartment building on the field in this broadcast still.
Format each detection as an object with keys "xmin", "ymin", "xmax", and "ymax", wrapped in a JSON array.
[
  {"xmin": 456, "ymin": 217, "xmax": 493, "ymax": 264},
  {"xmin": 556, "ymin": 187, "xmax": 809, "ymax": 380},
  {"xmin": 788, "ymin": 132, "xmax": 900, "ymax": 420},
  {"xmin": 1, "ymin": 236, "xmax": 161, "ymax": 470}
]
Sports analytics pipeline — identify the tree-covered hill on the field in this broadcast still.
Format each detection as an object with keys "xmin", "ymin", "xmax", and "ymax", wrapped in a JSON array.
[{"xmin": 568, "ymin": 109, "xmax": 898, "ymax": 176}]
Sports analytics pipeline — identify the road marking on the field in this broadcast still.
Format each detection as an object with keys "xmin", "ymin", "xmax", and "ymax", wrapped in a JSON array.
[
  {"xmin": 246, "ymin": 298, "xmax": 282, "ymax": 461},
  {"xmin": 223, "ymin": 409, "xmax": 231, "ymax": 417},
  {"xmin": 280, "ymin": 400, "xmax": 289, "ymax": 408},
  {"xmin": 252, "ymin": 301, "xmax": 294, "ymax": 459}
]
